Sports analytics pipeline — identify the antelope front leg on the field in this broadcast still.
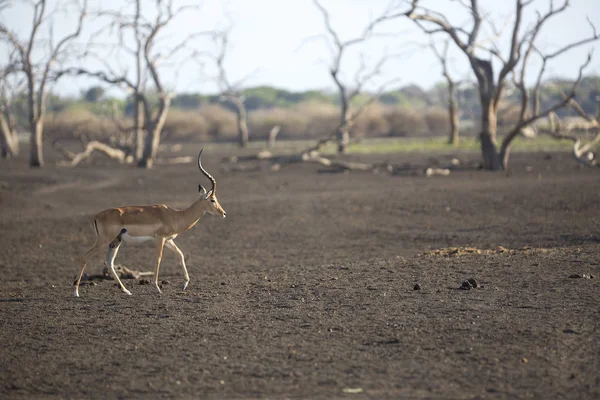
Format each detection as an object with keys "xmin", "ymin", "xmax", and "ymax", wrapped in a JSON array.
[
  {"xmin": 107, "ymin": 239, "xmax": 131, "ymax": 295},
  {"xmin": 165, "ymin": 239, "xmax": 190, "ymax": 290},
  {"xmin": 153, "ymin": 237, "xmax": 166, "ymax": 294}
]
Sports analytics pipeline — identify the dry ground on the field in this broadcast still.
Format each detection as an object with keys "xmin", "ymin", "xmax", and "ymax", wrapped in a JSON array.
[{"xmin": 0, "ymin": 147, "xmax": 598, "ymax": 399}]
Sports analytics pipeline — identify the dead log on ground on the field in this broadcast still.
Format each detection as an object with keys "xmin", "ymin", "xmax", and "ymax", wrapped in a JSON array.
[{"xmin": 55, "ymin": 140, "xmax": 133, "ymax": 166}]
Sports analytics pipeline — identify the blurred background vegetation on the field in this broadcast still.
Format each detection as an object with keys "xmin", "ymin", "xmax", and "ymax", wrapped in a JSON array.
[{"xmin": 10, "ymin": 75, "xmax": 600, "ymax": 144}]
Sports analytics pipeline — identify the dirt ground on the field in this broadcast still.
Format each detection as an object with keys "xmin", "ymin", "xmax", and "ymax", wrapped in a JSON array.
[{"xmin": 0, "ymin": 147, "xmax": 598, "ymax": 399}]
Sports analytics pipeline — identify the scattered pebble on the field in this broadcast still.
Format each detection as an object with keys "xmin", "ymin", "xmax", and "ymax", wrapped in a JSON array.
[
  {"xmin": 459, "ymin": 278, "xmax": 481, "ymax": 290},
  {"xmin": 413, "ymin": 283, "xmax": 421, "ymax": 290},
  {"xmin": 161, "ymin": 280, "xmax": 170, "ymax": 285},
  {"xmin": 467, "ymin": 278, "xmax": 480, "ymax": 287},
  {"xmin": 139, "ymin": 279, "xmax": 150, "ymax": 285},
  {"xmin": 521, "ymin": 357, "xmax": 528, "ymax": 364},
  {"xmin": 568, "ymin": 273, "xmax": 594, "ymax": 279},
  {"xmin": 343, "ymin": 388, "xmax": 364, "ymax": 394}
]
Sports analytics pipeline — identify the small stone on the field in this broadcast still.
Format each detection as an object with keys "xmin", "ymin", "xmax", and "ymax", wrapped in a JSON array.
[
  {"xmin": 343, "ymin": 388, "xmax": 363, "ymax": 394},
  {"xmin": 467, "ymin": 278, "xmax": 480, "ymax": 288},
  {"xmin": 139, "ymin": 279, "xmax": 150, "ymax": 285},
  {"xmin": 521, "ymin": 357, "xmax": 528, "ymax": 364},
  {"xmin": 161, "ymin": 280, "xmax": 170, "ymax": 285},
  {"xmin": 413, "ymin": 283, "xmax": 421, "ymax": 290},
  {"xmin": 568, "ymin": 273, "xmax": 594, "ymax": 279},
  {"xmin": 459, "ymin": 280, "xmax": 472, "ymax": 290}
]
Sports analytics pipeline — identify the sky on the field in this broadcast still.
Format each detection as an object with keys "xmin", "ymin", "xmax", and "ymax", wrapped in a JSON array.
[{"xmin": 1, "ymin": 0, "xmax": 599, "ymax": 98}]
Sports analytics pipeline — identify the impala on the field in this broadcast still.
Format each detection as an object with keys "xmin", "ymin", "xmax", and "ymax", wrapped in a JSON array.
[{"xmin": 74, "ymin": 149, "xmax": 226, "ymax": 297}]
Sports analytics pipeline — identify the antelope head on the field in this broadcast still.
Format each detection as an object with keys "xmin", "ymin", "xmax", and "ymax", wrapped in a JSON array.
[{"xmin": 197, "ymin": 149, "xmax": 227, "ymax": 218}]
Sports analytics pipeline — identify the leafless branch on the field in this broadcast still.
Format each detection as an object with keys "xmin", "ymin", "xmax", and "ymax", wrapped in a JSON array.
[{"xmin": 502, "ymin": 52, "xmax": 593, "ymax": 155}]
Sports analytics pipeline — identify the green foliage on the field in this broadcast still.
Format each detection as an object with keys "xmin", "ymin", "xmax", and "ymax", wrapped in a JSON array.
[
  {"xmin": 82, "ymin": 86, "xmax": 106, "ymax": 103},
  {"xmin": 172, "ymin": 93, "xmax": 209, "ymax": 109},
  {"xmin": 239, "ymin": 86, "xmax": 336, "ymax": 110}
]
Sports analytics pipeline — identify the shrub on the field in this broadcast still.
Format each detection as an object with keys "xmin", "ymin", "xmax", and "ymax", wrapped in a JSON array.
[
  {"xmin": 196, "ymin": 105, "xmax": 238, "ymax": 140},
  {"xmin": 424, "ymin": 107, "xmax": 450, "ymax": 136},
  {"xmin": 44, "ymin": 109, "xmax": 122, "ymax": 141},
  {"xmin": 248, "ymin": 102, "xmax": 340, "ymax": 140},
  {"xmin": 353, "ymin": 104, "xmax": 390, "ymax": 138},
  {"xmin": 163, "ymin": 109, "xmax": 209, "ymax": 141},
  {"xmin": 384, "ymin": 107, "xmax": 428, "ymax": 136},
  {"xmin": 497, "ymin": 103, "xmax": 522, "ymax": 127},
  {"xmin": 295, "ymin": 102, "xmax": 338, "ymax": 139},
  {"xmin": 248, "ymin": 108, "xmax": 308, "ymax": 140}
]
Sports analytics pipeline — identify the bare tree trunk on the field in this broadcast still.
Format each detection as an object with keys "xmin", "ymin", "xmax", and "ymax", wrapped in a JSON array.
[
  {"xmin": 0, "ymin": 112, "xmax": 19, "ymax": 158},
  {"xmin": 499, "ymin": 141, "xmax": 512, "ymax": 170},
  {"xmin": 480, "ymin": 102, "xmax": 501, "ymax": 170},
  {"xmin": 238, "ymin": 116, "xmax": 249, "ymax": 148},
  {"xmin": 447, "ymin": 81, "xmax": 459, "ymax": 146},
  {"xmin": 430, "ymin": 41, "xmax": 460, "ymax": 146},
  {"xmin": 29, "ymin": 119, "xmax": 44, "ymax": 167},
  {"xmin": 337, "ymin": 103, "xmax": 351, "ymax": 153},
  {"xmin": 336, "ymin": 126, "xmax": 350, "ymax": 153},
  {"xmin": 138, "ymin": 97, "xmax": 170, "ymax": 168},
  {"xmin": 133, "ymin": 97, "xmax": 144, "ymax": 161},
  {"xmin": 472, "ymin": 58, "xmax": 502, "ymax": 170},
  {"xmin": 230, "ymin": 97, "xmax": 249, "ymax": 148}
]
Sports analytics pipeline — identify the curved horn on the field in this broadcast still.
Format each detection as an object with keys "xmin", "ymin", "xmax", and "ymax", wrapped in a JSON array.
[{"xmin": 197, "ymin": 149, "xmax": 216, "ymax": 195}]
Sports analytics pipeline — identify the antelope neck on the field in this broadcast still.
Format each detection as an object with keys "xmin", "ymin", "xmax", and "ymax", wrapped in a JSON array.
[{"xmin": 177, "ymin": 197, "xmax": 211, "ymax": 232}]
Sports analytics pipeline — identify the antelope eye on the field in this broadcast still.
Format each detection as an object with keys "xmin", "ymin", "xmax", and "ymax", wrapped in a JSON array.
[{"xmin": 210, "ymin": 199, "xmax": 216, "ymax": 203}]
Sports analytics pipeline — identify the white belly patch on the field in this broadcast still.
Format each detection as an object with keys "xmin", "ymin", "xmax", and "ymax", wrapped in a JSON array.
[{"xmin": 121, "ymin": 233, "xmax": 154, "ymax": 244}]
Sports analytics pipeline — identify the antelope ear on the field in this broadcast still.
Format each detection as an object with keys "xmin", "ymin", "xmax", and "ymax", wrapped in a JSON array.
[
  {"xmin": 198, "ymin": 184, "xmax": 207, "ymax": 196},
  {"xmin": 200, "ymin": 189, "xmax": 213, "ymax": 200}
]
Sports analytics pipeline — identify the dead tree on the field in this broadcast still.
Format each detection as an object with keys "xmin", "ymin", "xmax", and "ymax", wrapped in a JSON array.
[
  {"xmin": 60, "ymin": 1, "xmax": 206, "ymax": 168},
  {"xmin": 0, "ymin": 93, "xmax": 18, "ymax": 159},
  {"xmin": 210, "ymin": 30, "xmax": 250, "ymax": 148},
  {"xmin": 430, "ymin": 40, "xmax": 460, "ymax": 146},
  {"xmin": 224, "ymin": 2, "xmax": 416, "ymax": 173},
  {"xmin": 313, "ymin": 0, "xmax": 404, "ymax": 153},
  {"xmin": 0, "ymin": 60, "xmax": 21, "ymax": 159},
  {"xmin": 545, "ymin": 101, "xmax": 600, "ymax": 167},
  {"xmin": 0, "ymin": 0, "xmax": 87, "ymax": 167},
  {"xmin": 500, "ymin": 23, "xmax": 595, "ymax": 168},
  {"xmin": 378, "ymin": 0, "xmax": 599, "ymax": 170}
]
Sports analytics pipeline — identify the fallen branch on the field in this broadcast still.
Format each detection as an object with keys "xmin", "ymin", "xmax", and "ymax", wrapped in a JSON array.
[
  {"xmin": 267, "ymin": 125, "xmax": 281, "ymax": 149},
  {"xmin": 153, "ymin": 156, "xmax": 194, "ymax": 165},
  {"xmin": 543, "ymin": 112, "xmax": 600, "ymax": 167},
  {"xmin": 55, "ymin": 140, "xmax": 195, "ymax": 167},
  {"xmin": 221, "ymin": 133, "xmax": 386, "ymax": 173},
  {"xmin": 425, "ymin": 167, "xmax": 451, "ymax": 177},
  {"xmin": 74, "ymin": 264, "xmax": 154, "ymax": 284},
  {"xmin": 55, "ymin": 140, "xmax": 133, "ymax": 167}
]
